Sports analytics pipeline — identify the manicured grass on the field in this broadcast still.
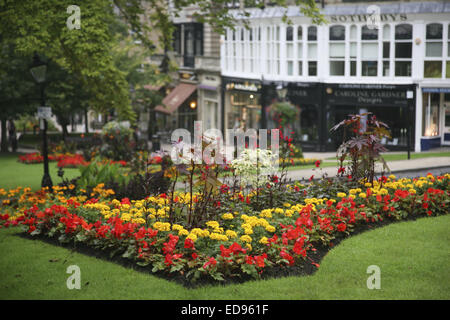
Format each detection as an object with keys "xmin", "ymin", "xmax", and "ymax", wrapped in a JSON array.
[
  {"xmin": 326, "ymin": 151, "xmax": 450, "ymax": 162},
  {"xmin": 0, "ymin": 214, "xmax": 448, "ymax": 299},
  {"xmin": 0, "ymin": 153, "xmax": 80, "ymax": 191}
]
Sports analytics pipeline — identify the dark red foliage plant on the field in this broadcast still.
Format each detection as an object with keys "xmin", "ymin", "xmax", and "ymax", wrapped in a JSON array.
[{"xmin": 331, "ymin": 113, "xmax": 390, "ymax": 184}]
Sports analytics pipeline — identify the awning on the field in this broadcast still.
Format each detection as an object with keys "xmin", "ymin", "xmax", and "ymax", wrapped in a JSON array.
[
  {"xmin": 155, "ymin": 83, "xmax": 197, "ymax": 114},
  {"xmin": 422, "ymin": 87, "xmax": 450, "ymax": 93}
]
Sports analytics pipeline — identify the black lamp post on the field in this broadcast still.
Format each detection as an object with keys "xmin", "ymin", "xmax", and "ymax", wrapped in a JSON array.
[
  {"xmin": 29, "ymin": 53, "xmax": 53, "ymax": 189},
  {"xmin": 276, "ymin": 83, "xmax": 288, "ymax": 102}
]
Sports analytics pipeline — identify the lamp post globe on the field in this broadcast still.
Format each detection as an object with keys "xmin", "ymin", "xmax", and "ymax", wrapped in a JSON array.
[{"xmin": 29, "ymin": 53, "xmax": 53, "ymax": 190}]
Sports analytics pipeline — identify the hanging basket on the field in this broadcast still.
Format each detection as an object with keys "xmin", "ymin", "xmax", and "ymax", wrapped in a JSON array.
[{"xmin": 269, "ymin": 101, "xmax": 299, "ymax": 127}]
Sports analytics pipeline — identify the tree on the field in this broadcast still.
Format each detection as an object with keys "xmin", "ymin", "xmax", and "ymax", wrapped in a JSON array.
[
  {"xmin": 0, "ymin": 42, "xmax": 36, "ymax": 152},
  {"xmin": 0, "ymin": 0, "xmax": 324, "ymax": 135}
]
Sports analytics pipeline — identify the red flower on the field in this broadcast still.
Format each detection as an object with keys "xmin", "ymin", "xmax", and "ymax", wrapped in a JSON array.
[
  {"xmin": 192, "ymin": 253, "xmax": 198, "ymax": 260},
  {"xmin": 280, "ymin": 249, "xmax": 294, "ymax": 265},
  {"xmin": 229, "ymin": 242, "xmax": 246, "ymax": 255},
  {"xmin": 220, "ymin": 245, "xmax": 232, "ymax": 258},
  {"xmin": 184, "ymin": 238, "xmax": 195, "ymax": 249},
  {"xmin": 315, "ymin": 160, "xmax": 321, "ymax": 168},
  {"xmin": 255, "ymin": 254, "xmax": 267, "ymax": 268},
  {"xmin": 121, "ymin": 198, "xmax": 131, "ymax": 205},
  {"xmin": 337, "ymin": 223, "xmax": 346, "ymax": 232},
  {"xmin": 203, "ymin": 257, "xmax": 217, "ymax": 269}
]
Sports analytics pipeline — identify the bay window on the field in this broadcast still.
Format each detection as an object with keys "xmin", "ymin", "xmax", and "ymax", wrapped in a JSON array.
[
  {"xmin": 329, "ymin": 25, "xmax": 345, "ymax": 76},
  {"xmin": 424, "ymin": 23, "xmax": 443, "ymax": 78},
  {"xmin": 307, "ymin": 26, "xmax": 317, "ymax": 76},
  {"xmin": 361, "ymin": 26, "xmax": 378, "ymax": 76},
  {"xmin": 394, "ymin": 24, "xmax": 412, "ymax": 76}
]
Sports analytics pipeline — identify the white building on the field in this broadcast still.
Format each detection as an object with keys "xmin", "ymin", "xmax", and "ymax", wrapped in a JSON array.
[{"xmin": 220, "ymin": 0, "xmax": 450, "ymax": 152}]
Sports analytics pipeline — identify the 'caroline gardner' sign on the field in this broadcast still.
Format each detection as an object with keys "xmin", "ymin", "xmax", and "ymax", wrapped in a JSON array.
[{"xmin": 326, "ymin": 84, "xmax": 414, "ymax": 106}]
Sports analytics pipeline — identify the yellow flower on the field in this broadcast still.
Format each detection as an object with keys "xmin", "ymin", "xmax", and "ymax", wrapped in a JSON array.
[
  {"xmin": 225, "ymin": 230, "xmax": 237, "ymax": 239},
  {"xmin": 337, "ymin": 192, "xmax": 347, "ymax": 198},
  {"xmin": 409, "ymin": 189, "xmax": 416, "ymax": 194},
  {"xmin": 259, "ymin": 237, "xmax": 268, "ymax": 244},
  {"xmin": 359, "ymin": 193, "xmax": 367, "ymax": 199},
  {"xmin": 206, "ymin": 220, "xmax": 220, "ymax": 229},
  {"xmin": 221, "ymin": 213, "xmax": 234, "ymax": 220},
  {"xmin": 210, "ymin": 232, "xmax": 229, "ymax": 241},
  {"xmin": 187, "ymin": 233, "xmax": 198, "ymax": 241},
  {"xmin": 172, "ymin": 224, "xmax": 184, "ymax": 231},
  {"xmin": 240, "ymin": 235, "xmax": 252, "ymax": 243},
  {"xmin": 178, "ymin": 229, "xmax": 189, "ymax": 236},
  {"xmin": 265, "ymin": 225, "xmax": 276, "ymax": 233},
  {"xmin": 152, "ymin": 222, "xmax": 171, "ymax": 231},
  {"xmin": 246, "ymin": 243, "xmax": 252, "ymax": 251}
]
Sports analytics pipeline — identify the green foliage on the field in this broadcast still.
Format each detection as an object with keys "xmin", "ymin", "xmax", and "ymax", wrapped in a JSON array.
[
  {"xmin": 77, "ymin": 158, "xmax": 128, "ymax": 191},
  {"xmin": 269, "ymin": 102, "xmax": 299, "ymax": 127},
  {"xmin": 100, "ymin": 121, "xmax": 134, "ymax": 161}
]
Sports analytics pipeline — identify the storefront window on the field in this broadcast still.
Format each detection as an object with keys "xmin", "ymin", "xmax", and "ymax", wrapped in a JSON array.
[
  {"xmin": 295, "ymin": 105, "xmax": 318, "ymax": 142},
  {"xmin": 422, "ymin": 93, "xmax": 440, "ymax": 137},
  {"xmin": 230, "ymin": 92, "xmax": 261, "ymax": 131}
]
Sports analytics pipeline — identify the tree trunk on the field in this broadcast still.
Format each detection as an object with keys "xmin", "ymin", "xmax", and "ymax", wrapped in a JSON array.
[
  {"xmin": 84, "ymin": 108, "xmax": 89, "ymax": 134},
  {"xmin": 62, "ymin": 124, "xmax": 68, "ymax": 142},
  {"xmin": 0, "ymin": 118, "xmax": 9, "ymax": 153},
  {"xmin": 148, "ymin": 107, "xmax": 156, "ymax": 140}
]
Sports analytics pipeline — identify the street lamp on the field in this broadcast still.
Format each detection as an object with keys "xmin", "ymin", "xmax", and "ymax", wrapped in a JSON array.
[
  {"xmin": 29, "ymin": 53, "xmax": 53, "ymax": 189},
  {"xmin": 276, "ymin": 83, "xmax": 288, "ymax": 101}
]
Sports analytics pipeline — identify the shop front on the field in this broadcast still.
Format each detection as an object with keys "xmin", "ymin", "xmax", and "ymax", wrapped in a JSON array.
[
  {"xmin": 323, "ymin": 83, "xmax": 416, "ymax": 151},
  {"xmin": 155, "ymin": 82, "xmax": 198, "ymax": 138},
  {"xmin": 420, "ymin": 87, "xmax": 450, "ymax": 150},
  {"xmin": 223, "ymin": 77, "xmax": 263, "ymax": 132},
  {"xmin": 285, "ymin": 82, "xmax": 323, "ymax": 151}
]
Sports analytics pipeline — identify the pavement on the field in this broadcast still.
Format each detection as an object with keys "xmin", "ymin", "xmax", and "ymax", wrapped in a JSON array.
[
  {"xmin": 11, "ymin": 143, "xmax": 450, "ymax": 183},
  {"xmin": 285, "ymin": 156, "xmax": 450, "ymax": 182}
]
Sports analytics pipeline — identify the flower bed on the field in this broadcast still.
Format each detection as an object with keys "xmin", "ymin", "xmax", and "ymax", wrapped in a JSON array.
[
  {"xmin": 0, "ymin": 173, "xmax": 448, "ymax": 286},
  {"xmin": 18, "ymin": 153, "xmax": 127, "ymax": 168}
]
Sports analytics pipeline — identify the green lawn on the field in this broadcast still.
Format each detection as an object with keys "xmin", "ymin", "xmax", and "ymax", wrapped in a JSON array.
[
  {"xmin": 0, "ymin": 214, "xmax": 448, "ymax": 299},
  {"xmin": 0, "ymin": 153, "xmax": 80, "ymax": 191}
]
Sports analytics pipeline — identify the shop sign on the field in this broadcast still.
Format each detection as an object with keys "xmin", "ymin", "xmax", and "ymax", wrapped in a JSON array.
[
  {"xmin": 329, "ymin": 13, "xmax": 407, "ymax": 24},
  {"xmin": 326, "ymin": 84, "xmax": 414, "ymax": 106},
  {"xmin": 226, "ymin": 81, "xmax": 261, "ymax": 92}
]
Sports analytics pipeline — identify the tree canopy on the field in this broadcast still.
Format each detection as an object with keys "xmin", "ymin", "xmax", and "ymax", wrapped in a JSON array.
[{"xmin": 0, "ymin": 0, "xmax": 324, "ymax": 124}]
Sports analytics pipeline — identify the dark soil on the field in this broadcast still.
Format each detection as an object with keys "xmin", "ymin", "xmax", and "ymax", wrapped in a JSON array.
[{"xmin": 15, "ymin": 211, "xmax": 439, "ymax": 289}]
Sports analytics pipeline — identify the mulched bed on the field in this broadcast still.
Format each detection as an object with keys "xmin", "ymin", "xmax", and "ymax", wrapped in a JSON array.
[{"xmin": 15, "ymin": 211, "xmax": 432, "ymax": 289}]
